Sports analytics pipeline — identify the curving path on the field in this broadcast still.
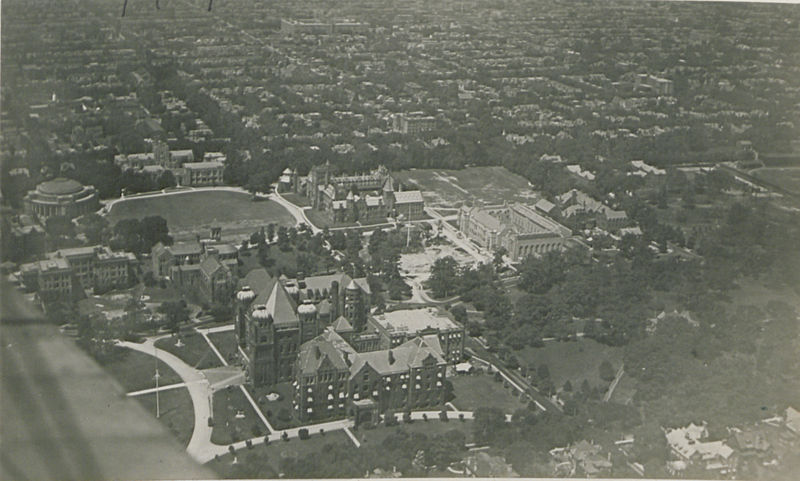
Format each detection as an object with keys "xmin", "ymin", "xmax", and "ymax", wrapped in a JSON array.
[{"xmin": 117, "ymin": 339, "xmax": 213, "ymax": 463}]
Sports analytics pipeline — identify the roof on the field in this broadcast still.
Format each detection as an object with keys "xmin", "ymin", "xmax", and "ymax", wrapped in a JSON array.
[
  {"xmin": 349, "ymin": 336, "xmax": 445, "ymax": 377},
  {"xmin": 535, "ymin": 198, "xmax": 556, "ymax": 213},
  {"xmin": 183, "ymin": 161, "xmax": 223, "ymax": 170},
  {"xmin": 393, "ymin": 190, "xmax": 424, "ymax": 204},
  {"xmin": 296, "ymin": 335, "xmax": 350, "ymax": 376},
  {"xmin": 239, "ymin": 268, "xmax": 274, "ymax": 293},
  {"xmin": 371, "ymin": 307, "xmax": 461, "ymax": 335},
  {"xmin": 199, "ymin": 255, "xmax": 223, "ymax": 277},
  {"xmin": 168, "ymin": 242, "xmax": 203, "ymax": 257},
  {"xmin": 469, "ymin": 207, "xmax": 503, "ymax": 231},
  {"xmin": 37, "ymin": 178, "xmax": 83, "ymax": 196},
  {"xmin": 263, "ymin": 282, "xmax": 298, "ymax": 326},
  {"xmin": 331, "ymin": 316, "xmax": 354, "ymax": 333}
]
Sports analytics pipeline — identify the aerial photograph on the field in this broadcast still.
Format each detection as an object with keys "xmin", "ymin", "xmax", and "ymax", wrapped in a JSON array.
[{"xmin": 1, "ymin": 0, "xmax": 798, "ymax": 479}]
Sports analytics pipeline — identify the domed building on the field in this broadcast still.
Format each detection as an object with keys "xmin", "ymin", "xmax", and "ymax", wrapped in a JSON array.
[{"xmin": 23, "ymin": 177, "xmax": 99, "ymax": 220}]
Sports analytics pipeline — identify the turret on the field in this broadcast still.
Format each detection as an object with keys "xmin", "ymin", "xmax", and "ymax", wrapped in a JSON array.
[
  {"xmin": 298, "ymin": 300, "xmax": 318, "ymax": 342},
  {"xmin": 330, "ymin": 280, "xmax": 340, "ymax": 318},
  {"xmin": 235, "ymin": 286, "xmax": 256, "ymax": 347},
  {"xmin": 344, "ymin": 279, "xmax": 363, "ymax": 330}
]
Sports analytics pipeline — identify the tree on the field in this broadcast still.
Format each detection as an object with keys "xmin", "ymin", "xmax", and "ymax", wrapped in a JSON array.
[
  {"xmin": 599, "ymin": 360, "xmax": 616, "ymax": 382},
  {"xmin": 429, "ymin": 256, "xmax": 459, "ymax": 298},
  {"xmin": 450, "ymin": 304, "xmax": 468, "ymax": 324},
  {"xmin": 537, "ymin": 364, "xmax": 550, "ymax": 381},
  {"xmin": 77, "ymin": 213, "xmax": 109, "ymax": 245},
  {"xmin": 158, "ymin": 300, "xmax": 189, "ymax": 334},
  {"xmin": 140, "ymin": 216, "xmax": 172, "ymax": 252},
  {"xmin": 266, "ymin": 223, "xmax": 276, "ymax": 243},
  {"xmin": 472, "ymin": 407, "xmax": 507, "ymax": 445}
]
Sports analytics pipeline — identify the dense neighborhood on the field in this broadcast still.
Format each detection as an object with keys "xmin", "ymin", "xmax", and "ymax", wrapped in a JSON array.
[{"xmin": 2, "ymin": 0, "xmax": 799, "ymax": 479}]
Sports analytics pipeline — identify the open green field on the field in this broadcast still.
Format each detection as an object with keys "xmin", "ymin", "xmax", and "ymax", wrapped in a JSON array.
[
  {"xmin": 249, "ymin": 382, "xmax": 301, "ymax": 430},
  {"xmin": 358, "ymin": 417, "xmax": 473, "ymax": 448},
  {"xmin": 516, "ymin": 338, "xmax": 622, "ymax": 391},
  {"xmin": 207, "ymin": 331, "xmax": 239, "ymax": 365},
  {"xmin": 751, "ymin": 167, "xmax": 800, "ymax": 195},
  {"xmin": 395, "ymin": 166, "xmax": 538, "ymax": 208},
  {"xmin": 207, "ymin": 429, "xmax": 351, "ymax": 479},
  {"xmin": 134, "ymin": 387, "xmax": 194, "ymax": 447},
  {"xmin": 106, "ymin": 190, "xmax": 296, "ymax": 239},
  {"xmin": 212, "ymin": 387, "xmax": 266, "ymax": 445},
  {"xmin": 102, "ymin": 347, "xmax": 183, "ymax": 392},
  {"xmin": 155, "ymin": 333, "xmax": 223, "ymax": 370},
  {"xmin": 450, "ymin": 374, "xmax": 526, "ymax": 413}
]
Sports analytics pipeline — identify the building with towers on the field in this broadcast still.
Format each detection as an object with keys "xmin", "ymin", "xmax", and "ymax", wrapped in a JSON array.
[
  {"xmin": 286, "ymin": 163, "xmax": 425, "ymax": 224},
  {"xmin": 235, "ymin": 269, "xmax": 462, "ymax": 423}
]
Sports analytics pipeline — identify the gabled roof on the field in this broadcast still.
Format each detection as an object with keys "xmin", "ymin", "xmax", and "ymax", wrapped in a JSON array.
[
  {"xmin": 199, "ymin": 255, "xmax": 223, "ymax": 277},
  {"xmin": 331, "ymin": 316, "xmax": 354, "ymax": 333},
  {"xmin": 264, "ymin": 282, "xmax": 298, "ymax": 326},
  {"xmin": 239, "ymin": 268, "xmax": 274, "ymax": 293},
  {"xmin": 393, "ymin": 190, "xmax": 424, "ymax": 204},
  {"xmin": 296, "ymin": 330, "xmax": 354, "ymax": 376}
]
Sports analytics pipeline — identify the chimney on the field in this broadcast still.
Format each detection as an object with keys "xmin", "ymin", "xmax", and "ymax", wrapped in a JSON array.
[
  {"xmin": 388, "ymin": 350, "xmax": 395, "ymax": 365},
  {"xmin": 314, "ymin": 345, "xmax": 321, "ymax": 359}
]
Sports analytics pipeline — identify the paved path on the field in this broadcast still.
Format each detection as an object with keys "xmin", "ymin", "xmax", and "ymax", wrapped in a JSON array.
[
  {"xmin": 127, "ymin": 382, "xmax": 187, "ymax": 397},
  {"xmin": 117, "ymin": 339, "xmax": 213, "ymax": 463},
  {"xmin": 603, "ymin": 364, "xmax": 625, "ymax": 402},
  {"xmin": 343, "ymin": 426, "xmax": 361, "ymax": 447}
]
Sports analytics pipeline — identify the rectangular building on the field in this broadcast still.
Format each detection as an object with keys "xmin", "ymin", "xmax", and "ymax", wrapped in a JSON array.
[{"xmin": 368, "ymin": 307, "xmax": 464, "ymax": 363}]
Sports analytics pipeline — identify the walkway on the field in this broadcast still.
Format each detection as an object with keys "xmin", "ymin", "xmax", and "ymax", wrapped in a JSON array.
[
  {"xmin": 117, "ymin": 339, "xmax": 213, "ymax": 463},
  {"xmin": 127, "ymin": 382, "xmax": 187, "ymax": 397},
  {"xmin": 603, "ymin": 364, "xmax": 625, "ymax": 402}
]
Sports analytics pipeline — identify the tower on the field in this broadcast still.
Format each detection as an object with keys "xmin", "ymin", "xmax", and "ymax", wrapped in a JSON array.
[
  {"xmin": 248, "ymin": 304, "xmax": 276, "ymax": 386},
  {"xmin": 235, "ymin": 285, "xmax": 256, "ymax": 348},
  {"xmin": 298, "ymin": 300, "xmax": 318, "ymax": 343},
  {"xmin": 344, "ymin": 279, "xmax": 364, "ymax": 331}
]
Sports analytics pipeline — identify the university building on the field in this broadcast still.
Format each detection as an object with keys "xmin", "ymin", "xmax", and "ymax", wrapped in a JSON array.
[
  {"xmin": 152, "ymin": 240, "xmax": 238, "ymax": 304},
  {"xmin": 20, "ymin": 245, "xmax": 137, "ymax": 298},
  {"xmin": 235, "ymin": 270, "xmax": 461, "ymax": 423},
  {"xmin": 23, "ymin": 178, "xmax": 100, "ymax": 221},
  {"xmin": 286, "ymin": 163, "xmax": 425, "ymax": 224},
  {"xmin": 458, "ymin": 202, "xmax": 573, "ymax": 261}
]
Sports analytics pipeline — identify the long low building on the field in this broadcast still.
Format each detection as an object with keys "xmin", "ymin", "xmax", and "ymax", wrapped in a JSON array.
[
  {"xmin": 458, "ymin": 202, "xmax": 572, "ymax": 261},
  {"xmin": 367, "ymin": 307, "xmax": 465, "ymax": 363}
]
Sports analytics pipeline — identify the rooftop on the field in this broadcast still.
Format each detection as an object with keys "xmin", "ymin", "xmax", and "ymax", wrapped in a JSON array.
[
  {"xmin": 36, "ymin": 178, "xmax": 84, "ymax": 196},
  {"xmin": 371, "ymin": 307, "xmax": 460, "ymax": 335}
]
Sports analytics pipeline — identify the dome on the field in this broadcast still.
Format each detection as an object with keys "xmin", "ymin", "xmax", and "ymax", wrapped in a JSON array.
[
  {"xmin": 37, "ymin": 178, "xmax": 83, "ymax": 196},
  {"xmin": 236, "ymin": 287, "xmax": 255, "ymax": 302},
  {"xmin": 298, "ymin": 302, "xmax": 317, "ymax": 315},
  {"xmin": 251, "ymin": 305, "xmax": 271, "ymax": 320}
]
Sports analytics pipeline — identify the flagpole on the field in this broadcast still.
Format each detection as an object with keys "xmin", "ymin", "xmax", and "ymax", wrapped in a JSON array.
[{"xmin": 154, "ymin": 345, "xmax": 160, "ymax": 418}]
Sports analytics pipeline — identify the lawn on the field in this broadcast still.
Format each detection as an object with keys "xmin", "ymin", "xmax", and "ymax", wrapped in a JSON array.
[
  {"xmin": 395, "ymin": 166, "xmax": 538, "ymax": 208},
  {"xmin": 212, "ymin": 386, "xmax": 266, "ymax": 445},
  {"xmin": 207, "ymin": 430, "xmax": 351, "ymax": 479},
  {"xmin": 155, "ymin": 332, "xmax": 223, "ymax": 370},
  {"xmin": 207, "ymin": 331, "xmax": 239, "ymax": 365},
  {"xmin": 751, "ymin": 167, "xmax": 800, "ymax": 194},
  {"xmin": 102, "ymin": 347, "xmax": 183, "ymax": 392},
  {"xmin": 449, "ymin": 373, "xmax": 527, "ymax": 414},
  {"xmin": 134, "ymin": 387, "xmax": 195, "ymax": 447},
  {"xmin": 280, "ymin": 192, "xmax": 312, "ymax": 208},
  {"xmin": 515, "ymin": 338, "xmax": 623, "ymax": 391},
  {"xmin": 357, "ymin": 418, "xmax": 474, "ymax": 448},
  {"xmin": 249, "ymin": 382, "xmax": 302, "ymax": 430},
  {"xmin": 106, "ymin": 190, "xmax": 296, "ymax": 239}
]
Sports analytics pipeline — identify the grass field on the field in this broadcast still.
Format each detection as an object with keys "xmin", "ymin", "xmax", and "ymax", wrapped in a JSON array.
[
  {"xmin": 751, "ymin": 167, "xmax": 800, "ymax": 194},
  {"xmin": 207, "ymin": 331, "xmax": 239, "ymax": 365},
  {"xmin": 395, "ymin": 166, "xmax": 538, "ymax": 208},
  {"xmin": 134, "ymin": 387, "xmax": 195, "ymax": 447},
  {"xmin": 357, "ymin": 418, "xmax": 473, "ymax": 448},
  {"xmin": 249, "ymin": 382, "xmax": 301, "ymax": 430},
  {"xmin": 106, "ymin": 190, "xmax": 296, "ymax": 239},
  {"xmin": 212, "ymin": 387, "xmax": 266, "ymax": 445},
  {"xmin": 449, "ymin": 374, "xmax": 527, "ymax": 413},
  {"xmin": 516, "ymin": 338, "xmax": 623, "ymax": 391},
  {"xmin": 102, "ymin": 347, "xmax": 183, "ymax": 392},
  {"xmin": 207, "ymin": 430, "xmax": 351, "ymax": 478},
  {"xmin": 155, "ymin": 333, "xmax": 223, "ymax": 370}
]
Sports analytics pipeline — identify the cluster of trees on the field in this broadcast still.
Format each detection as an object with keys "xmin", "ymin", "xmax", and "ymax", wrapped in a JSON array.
[
  {"xmin": 246, "ymin": 223, "xmax": 336, "ymax": 279},
  {"xmin": 109, "ymin": 215, "xmax": 172, "ymax": 254}
]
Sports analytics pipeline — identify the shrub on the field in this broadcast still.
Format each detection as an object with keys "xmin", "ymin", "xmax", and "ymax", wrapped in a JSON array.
[
  {"xmin": 459, "ymin": 413, "xmax": 465, "ymax": 422},
  {"xmin": 298, "ymin": 428, "xmax": 309, "ymax": 440},
  {"xmin": 439, "ymin": 410, "xmax": 449, "ymax": 422},
  {"xmin": 282, "ymin": 431, "xmax": 289, "ymax": 442},
  {"xmin": 319, "ymin": 428, "xmax": 325, "ymax": 436},
  {"xmin": 264, "ymin": 435, "xmax": 270, "ymax": 445},
  {"xmin": 422, "ymin": 413, "xmax": 428, "ymax": 422},
  {"xmin": 228, "ymin": 445, "xmax": 236, "ymax": 455},
  {"xmin": 246, "ymin": 439, "xmax": 253, "ymax": 449},
  {"xmin": 403, "ymin": 412, "xmax": 413, "ymax": 424}
]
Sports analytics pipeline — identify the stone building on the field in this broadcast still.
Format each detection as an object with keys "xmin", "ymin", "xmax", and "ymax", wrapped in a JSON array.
[
  {"xmin": 23, "ymin": 178, "xmax": 100, "ymax": 221},
  {"xmin": 235, "ymin": 271, "xmax": 451, "ymax": 424},
  {"xmin": 458, "ymin": 202, "xmax": 572, "ymax": 261},
  {"xmin": 20, "ymin": 245, "xmax": 136, "ymax": 298}
]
